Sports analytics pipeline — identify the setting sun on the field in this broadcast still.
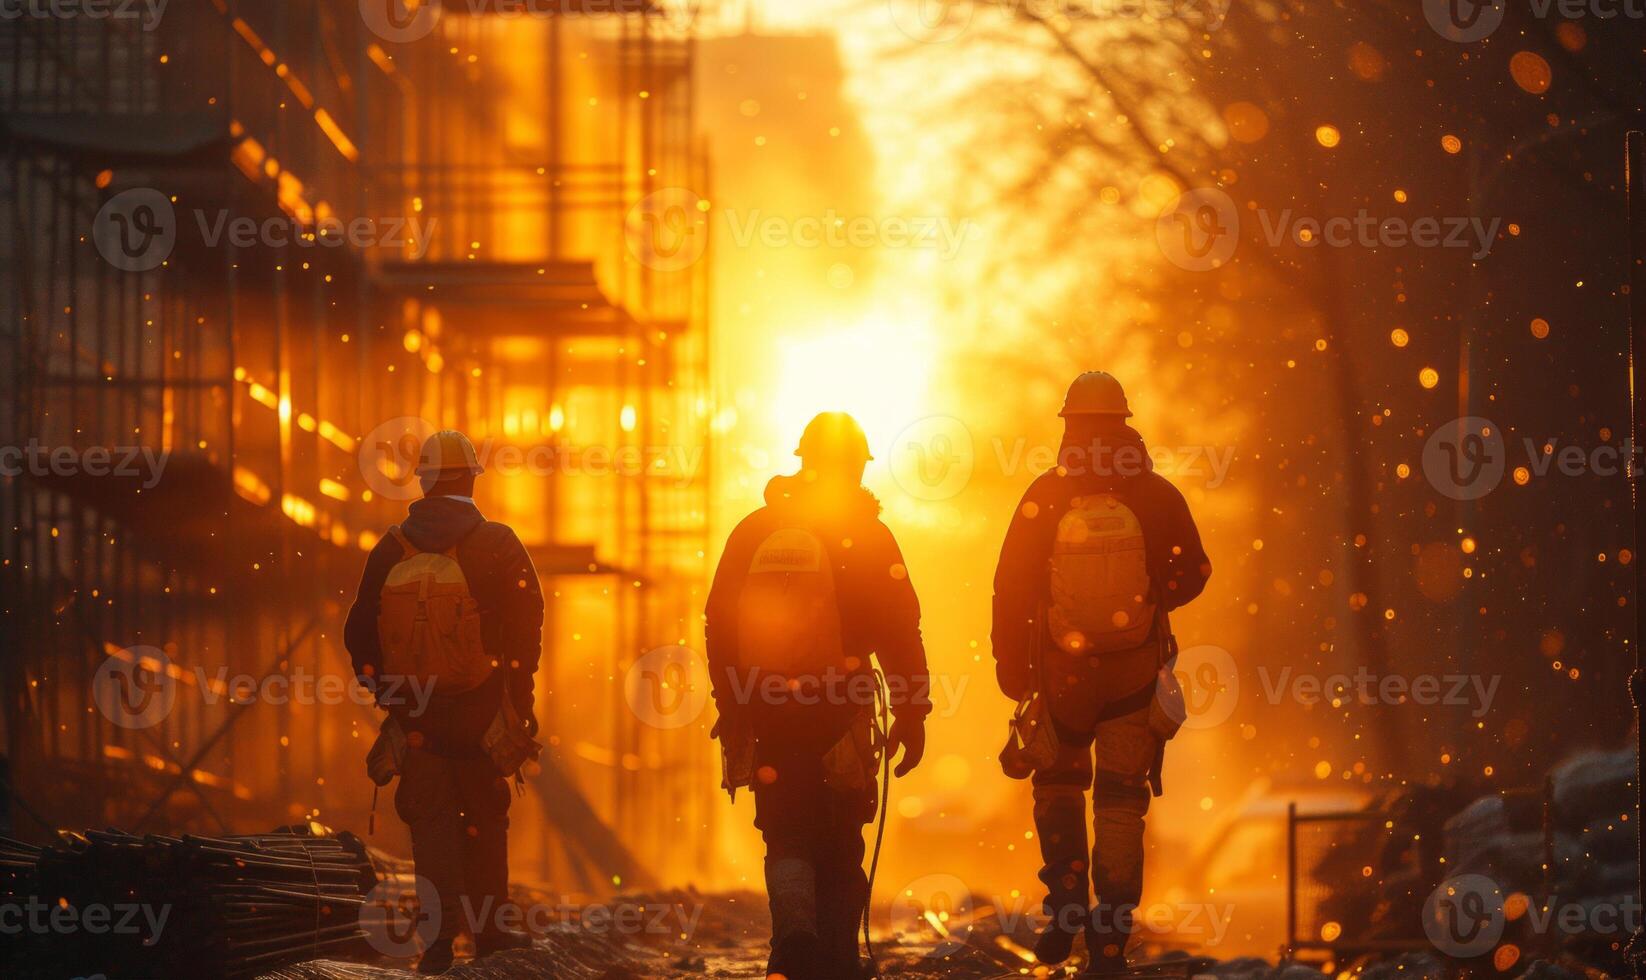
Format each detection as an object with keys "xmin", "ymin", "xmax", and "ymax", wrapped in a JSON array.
[{"xmin": 770, "ymin": 311, "xmax": 935, "ymax": 460}]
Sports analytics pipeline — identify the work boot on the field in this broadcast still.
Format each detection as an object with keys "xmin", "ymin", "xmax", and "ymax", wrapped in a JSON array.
[
  {"xmin": 1080, "ymin": 922, "xmax": 1127, "ymax": 977},
  {"xmin": 415, "ymin": 937, "xmax": 455, "ymax": 975},
  {"xmin": 1031, "ymin": 781, "xmax": 1091, "ymax": 966},
  {"xmin": 821, "ymin": 942, "xmax": 876, "ymax": 979},
  {"xmin": 767, "ymin": 929, "xmax": 826, "ymax": 980},
  {"xmin": 475, "ymin": 926, "xmax": 534, "ymax": 957},
  {"xmin": 1034, "ymin": 918, "xmax": 1081, "ymax": 965}
]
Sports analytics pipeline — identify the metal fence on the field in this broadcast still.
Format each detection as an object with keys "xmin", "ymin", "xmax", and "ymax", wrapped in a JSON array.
[{"xmin": 1285, "ymin": 803, "xmax": 1434, "ymax": 960}]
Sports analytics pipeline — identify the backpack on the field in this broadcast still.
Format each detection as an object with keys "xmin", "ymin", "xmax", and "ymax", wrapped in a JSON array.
[
  {"xmin": 736, "ymin": 525, "xmax": 846, "ymax": 676},
  {"xmin": 1047, "ymin": 493, "xmax": 1156, "ymax": 656},
  {"xmin": 377, "ymin": 526, "xmax": 493, "ymax": 695}
]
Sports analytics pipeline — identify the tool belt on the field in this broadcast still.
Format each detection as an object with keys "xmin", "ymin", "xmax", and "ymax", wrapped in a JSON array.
[
  {"xmin": 482, "ymin": 682, "xmax": 542, "ymax": 784},
  {"xmin": 365, "ymin": 714, "xmax": 408, "ymax": 787},
  {"xmin": 1000, "ymin": 689, "xmax": 1059, "ymax": 780},
  {"xmin": 1000, "ymin": 603, "xmax": 1177, "ymax": 796},
  {"xmin": 717, "ymin": 707, "xmax": 882, "ymax": 800},
  {"xmin": 718, "ymin": 715, "xmax": 756, "ymax": 800},
  {"xmin": 822, "ymin": 707, "xmax": 882, "ymax": 795}
]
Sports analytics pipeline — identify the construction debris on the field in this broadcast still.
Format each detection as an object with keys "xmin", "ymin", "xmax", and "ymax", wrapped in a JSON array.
[{"xmin": 0, "ymin": 826, "xmax": 379, "ymax": 978}]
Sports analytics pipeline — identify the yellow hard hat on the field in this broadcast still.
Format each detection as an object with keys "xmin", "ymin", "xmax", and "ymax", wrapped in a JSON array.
[
  {"xmin": 1059, "ymin": 371, "xmax": 1133, "ymax": 418},
  {"xmin": 415, "ymin": 429, "xmax": 484, "ymax": 476},
  {"xmin": 794, "ymin": 412, "xmax": 874, "ymax": 462}
]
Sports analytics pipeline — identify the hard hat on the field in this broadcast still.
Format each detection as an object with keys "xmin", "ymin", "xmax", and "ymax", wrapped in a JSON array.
[
  {"xmin": 415, "ymin": 429, "xmax": 485, "ymax": 476},
  {"xmin": 794, "ymin": 412, "xmax": 874, "ymax": 463},
  {"xmin": 1059, "ymin": 371, "xmax": 1133, "ymax": 418}
]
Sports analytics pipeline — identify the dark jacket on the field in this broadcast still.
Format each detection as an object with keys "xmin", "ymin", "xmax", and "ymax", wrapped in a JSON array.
[
  {"xmin": 705, "ymin": 474, "xmax": 931, "ymax": 739},
  {"xmin": 344, "ymin": 495, "xmax": 544, "ymax": 757},
  {"xmin": 992, "ymin": 426, "xmax": 1211, "ymax": 702}
]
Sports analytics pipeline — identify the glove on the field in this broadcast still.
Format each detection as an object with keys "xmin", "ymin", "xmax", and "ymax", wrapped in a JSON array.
[
  {"xmin": 887, "ymin": 715, "xmax": 926, "ymax": 777},
  {"xmin": 511, "ymin": 688, "xmax": 538, "ymax": 738}
]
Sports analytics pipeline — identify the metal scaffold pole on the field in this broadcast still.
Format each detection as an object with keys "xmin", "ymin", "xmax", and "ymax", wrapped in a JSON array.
[{"xmin": 1626, "ymin": 128, "xmax": 1646, "ymax": 980}]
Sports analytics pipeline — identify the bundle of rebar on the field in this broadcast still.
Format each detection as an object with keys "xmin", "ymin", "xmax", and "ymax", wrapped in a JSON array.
[{"xmin": 0, "ymin": 827, "xmax": 379, "ymax": 979}]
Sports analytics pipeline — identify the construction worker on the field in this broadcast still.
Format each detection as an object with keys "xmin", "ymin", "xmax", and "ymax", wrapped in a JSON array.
[
  {"xmin": 705, "ymin": 412, "xmax": 931, "ymax": 980},
  {"xmin": 993, "ymin": 373, "xmax": 1211, "ymax": 975},
  {"xmin": 345, "ymin": 430, "xmax": 543, "ymax": 974}
]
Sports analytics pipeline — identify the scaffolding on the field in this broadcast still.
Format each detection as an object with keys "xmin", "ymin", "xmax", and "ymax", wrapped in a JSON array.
[{"xmin": 0, "ymin": 0, "xmax": 713, "ymax": 890}]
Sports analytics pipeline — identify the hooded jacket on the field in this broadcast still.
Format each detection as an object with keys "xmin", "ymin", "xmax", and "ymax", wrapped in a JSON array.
[
  {"xmin": 705, "ymin": 473, "xmax": 931, "ymax": 739},
  {"xmin": 344, "ymin": 495, "xmax": 544, "ymax": 757},
  {"xmin": 992, "ymin": 425, "xmax": 1211, "ymax": 702}
]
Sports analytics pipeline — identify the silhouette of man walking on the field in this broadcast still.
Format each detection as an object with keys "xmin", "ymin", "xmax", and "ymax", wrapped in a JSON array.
[
  {"xmin": 706, "ymin": 413, "xmax": 931, "ymax": 980},
  {"xmin": 346, "ymin": 430, "xmax": 542, "ymax": 974},
  {"xmin": 994, "ymin": 374, "xmax": 1211, "ymax": 974}
]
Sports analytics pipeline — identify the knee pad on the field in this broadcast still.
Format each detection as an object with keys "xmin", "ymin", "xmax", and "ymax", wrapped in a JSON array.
[
  {"xmin": 1092, "ymin": 770, "xmax": 1151, "ymax": 811},
  {"xmin": 1033, "ymin": 782, "xmax": 1088, "ymax": 805}
]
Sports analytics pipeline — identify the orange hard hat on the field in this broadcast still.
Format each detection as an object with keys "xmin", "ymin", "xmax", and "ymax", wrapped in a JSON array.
[
  {"xmin": 794, "ymin": 412, "xmax": 874, "ymax": 463},
  {"xmin": 415, "ymin": 429, "xmax": 485, "ymax": 476},
  {"xmin": 1059, "ymin": 371, "xmax": 1133, "ymax": 418}
]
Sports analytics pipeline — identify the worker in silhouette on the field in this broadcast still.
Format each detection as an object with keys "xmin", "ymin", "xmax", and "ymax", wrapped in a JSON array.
[
  {"xmin": 993, "ymin": 374, "xmax": 1211, "ymax": 975},
  {"xmin": 346, "ymin": 430, "xmax": 543, "ymax": 974},
  {"xmin": 706, "ymin": 412, "xmax": 931, "ymax": 980}
]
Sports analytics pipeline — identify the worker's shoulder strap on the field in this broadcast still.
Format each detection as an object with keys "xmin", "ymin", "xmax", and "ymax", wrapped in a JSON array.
[
  {"xmin": 387, "ymin": 523, "xmax": 485, "ymax": 560},
  {"xmin": 387, "ymin": 526, "xmax": 417, "ymax": 556}
]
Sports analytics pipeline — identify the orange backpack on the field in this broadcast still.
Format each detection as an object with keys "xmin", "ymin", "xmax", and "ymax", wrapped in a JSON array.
[
  {"xmin": 377, "ymin": 526, "xmax": 493, "ymax": 695},
  {"xmin": 1048, "ymin": 493, "xmax": 1156, "ymax": 656},
  {"xmin": 736, "ymin": 525, "xmax": 846, "ymax": 676}
]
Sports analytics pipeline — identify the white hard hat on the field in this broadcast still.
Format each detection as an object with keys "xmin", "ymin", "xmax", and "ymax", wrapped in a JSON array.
[{"xmin": 1059, "ymin": 371, "xmax": 1133, "ymax": 418}]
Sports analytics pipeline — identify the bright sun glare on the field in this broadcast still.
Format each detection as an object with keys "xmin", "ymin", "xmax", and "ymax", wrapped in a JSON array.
[{"xmin": 770, "ymin": 313, "xmax": 934, "ymax": 460}]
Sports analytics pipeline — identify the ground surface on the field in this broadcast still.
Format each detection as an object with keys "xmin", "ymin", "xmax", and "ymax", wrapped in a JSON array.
[{"xmin": 259, "ymin": 889, "xmax": 1090, "ymax": 980}]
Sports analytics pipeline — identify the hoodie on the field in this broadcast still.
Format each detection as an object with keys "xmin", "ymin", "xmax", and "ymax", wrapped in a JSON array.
[
  {"xmin": 705, "ymin": 473, "xmax": 931, "ymax": 741},
  {"xmin": 344, "ymin": 495, "xmax": 544, "ymax": 757},
  {"xmin": 991, "ymin": 426, "xmax": 1211, "ymax": 702}
]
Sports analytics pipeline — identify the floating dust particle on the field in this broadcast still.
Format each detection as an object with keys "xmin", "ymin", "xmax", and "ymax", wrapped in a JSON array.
[{"xmin": 1510, "ymin": 51, "xmax": 1552, "ymax": 94}]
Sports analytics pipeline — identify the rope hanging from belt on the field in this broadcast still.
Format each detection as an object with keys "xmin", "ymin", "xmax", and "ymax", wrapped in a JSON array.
[{"xmin": 862, "ymin": 667, "xmax": 892, "ymax": 970}]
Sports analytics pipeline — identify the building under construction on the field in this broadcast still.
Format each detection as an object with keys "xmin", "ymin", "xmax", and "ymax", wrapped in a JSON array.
[{"xmin": 0, "ymin": 0, "xmax": 715, "ymax": 891}]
